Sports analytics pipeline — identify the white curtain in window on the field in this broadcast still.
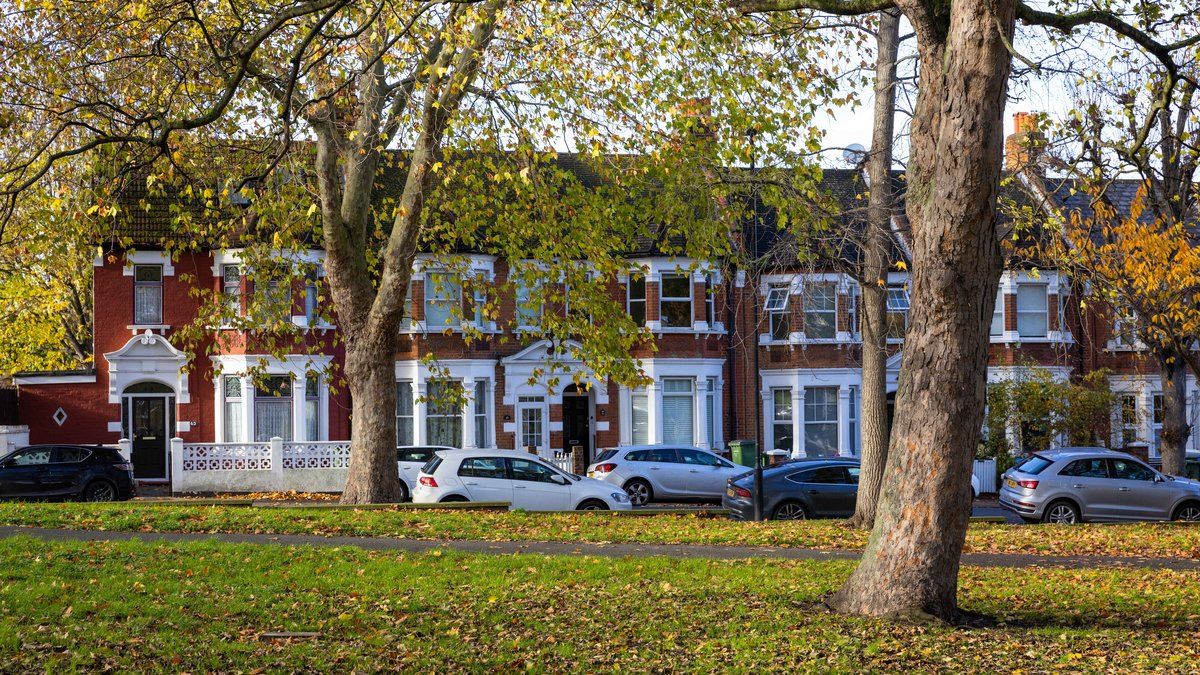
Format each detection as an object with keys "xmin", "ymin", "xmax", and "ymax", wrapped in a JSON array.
[
  {"xmin": 254, "ymin": 400, "xmax": 293, "ymax": 441},
  {"xmin": 661, "ymin": 379, "xmax": 694, "ymax": 445},
  {"xmin": 223, "ymin": 402, "xmax": 244, "ymax": 442},
  {"xmin": 134, "ymin": 286, "xmax": 162, "ymax": 325},
  {"xmin": 474, "ymin": 380, "xmax": 489, "ymax": 447},
  {"xmin": 631, "ymin": 390, "xmax": 649, "ymax": 445},
  {"xmin": 396, "ymin": 382, "xmax": 414, "ymax": 446}
]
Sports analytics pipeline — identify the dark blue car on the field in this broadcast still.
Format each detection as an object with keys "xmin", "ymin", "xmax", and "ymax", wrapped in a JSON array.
[
  {"xmin": 722, "ymin": 458, "xmax": 860, "ymax": 520},
  {"xmin": 0, "ymin": 445, "xmax": 137, "ymax": 502}
]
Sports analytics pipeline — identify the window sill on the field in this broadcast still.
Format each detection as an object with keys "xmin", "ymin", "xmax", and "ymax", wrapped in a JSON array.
[{"xmin": 128, "ymin": 324, "xmax": 170, "ymax": 334}]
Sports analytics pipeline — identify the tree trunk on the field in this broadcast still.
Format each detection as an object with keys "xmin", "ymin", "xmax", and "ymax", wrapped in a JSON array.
[
  {"xmin": 828, "ymin": 0, "xmax": 1015, "ymax": 622},
  {"xmin": 340, "ymin": 336, "xmax": 404, "ymax": 504},
  {"xmin": 845, "ymin": 8, "xmax": 900, "ymax": 530},
  {"xmin": 1159, "ymin": 348, "xmax": 1190, "ymax": 476}
]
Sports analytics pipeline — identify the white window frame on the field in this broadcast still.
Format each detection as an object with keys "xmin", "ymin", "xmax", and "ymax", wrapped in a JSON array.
[
  {"xmin": 704, "ymin": 274, "xmax": 716, "ymax": 327},
  {"xmin": 659, "ymin": 273, "xmax": 693, "ymax": 328},
  {"xmin": 885, "ymin": 286, "xmax": 909, "ymax": 340},
  {"xmin": 627, "ymin": 275, "xmax": 647, "ymax": 327},
  {"xmin": 517, "ymin": 395, "xmax": 548, "ymax": 453},
  {"xmin": 848, "ymin": 386, "xmax": 859, "ymax": 455},
  {"xmin": 989, "ymin": 289, "xmax": 1005, "ymax": 337},
  {"xmin": 803, "ymin": 282, "xmax": 837, "ymax": 340},
  {"xmin": 630, "ymin": 388, "xmax": 650, "ymax": 445},
  {"xmin": 424, "ymin": 271, "xmax": 462, "ymax": 329},
  {"xmin": 514, "ymin": 278, "xmax": 543, "ymax": 328},
  {"xmin": 133, "ymin": 264, "xmax": 164, "ymax": 325},
  {"xmin": 425, "ymin": 379, "xmax": 465, "ymax": 447},
  {"xmin": 396, "ymin": 380, "xmax": 415, "ymax": 446},
  {"xmin": 1016, "ymin": 283, "xmax": 1048, "ymax": 338},
  {"xmin": 705, "ymin": 377, "xmax": 719, "ymax": 449},
  {"xmin": 304, "ymin": 374, "xmax": 321, "ymax": 442},
  {"xmin": 661, "ymin": 378, "xmax": 695, "ymax": 445},
  {"xmin": 473, "ymin": 380, "xmax": 490, "ymax": 448},
  {"xmin": 804, "ymin": 386, "xmax": 839, "ymax": 457},
  {"xmin": 253, "ymin": 375, "xmax": 294, "ymax": 442},
  {"xmin": 222, "ymin": 265, "xmax": 242, "ymax": 317},
  {"xmin": 766, "ymin": 285, "xmax": 791, "ymax": 341},
  {"xmin": 221, "ymin": 376, "xmax": 244, "ymax": 442},
  {"xmin": 770, "ymin": 388, "xmax": 793, "ymax": 452}
]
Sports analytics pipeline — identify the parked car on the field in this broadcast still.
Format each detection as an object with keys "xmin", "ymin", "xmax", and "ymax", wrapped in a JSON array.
[
  {"xmin": 412, "ymin": 449, "xmax": 632, "ymax": 511},
  {"xmin": 396, "ymin": 446, "xmax": 456, "ymax": 501},
  {"xmin": 586, "ymin": 445, "xmax": 747, "ymax": 506},
  {"xmin": 722, "ymin": 458, "xmax": 860, "ymax": 520},
  {"xmin": 999, "ymin": 447, "xmax": 1200, "ymax": 523},
  {"xmin": 0, "ymin": 445, "xmax": 136, "ymax": 502},
  {"xmin": 971, "ymin": 472, "xmax": 981, "ymax": 499}
]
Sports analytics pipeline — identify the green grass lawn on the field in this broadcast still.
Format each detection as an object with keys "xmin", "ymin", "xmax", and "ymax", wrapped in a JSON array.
[
  {"xmin": 2, "ymin": 501, "xmax": 1200, "ymax": 559},
  {"xmin": 1, "ymin": 536, "xmax": 1198, "ymax": 672}
]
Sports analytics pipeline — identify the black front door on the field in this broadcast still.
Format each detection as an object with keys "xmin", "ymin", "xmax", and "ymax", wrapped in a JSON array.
[
  {"xmin": 130, "ymin": 397, "xmax": 169, "ymax": 480},
  {"xmin": 561, "ymin": 395, "xmax": 591, "ymax": 461}
]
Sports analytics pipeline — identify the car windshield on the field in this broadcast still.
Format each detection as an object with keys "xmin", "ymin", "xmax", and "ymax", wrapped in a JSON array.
[{"xmin": 1015, "ymin": 455, "xmax": 1053, "ymax": 475}]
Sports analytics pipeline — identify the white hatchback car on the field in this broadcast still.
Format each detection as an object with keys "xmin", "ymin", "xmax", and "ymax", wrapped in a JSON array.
[
  {"xmin": 396, "ymin": 446, "xmax": 457, "ymax": 501},
  {"xmin": 586, "ymin": 445, "xmax": 746, "ymax": 506},
  {"xmin": 412, "ymin": 449, "xmax": 633, "ymax": 511}
]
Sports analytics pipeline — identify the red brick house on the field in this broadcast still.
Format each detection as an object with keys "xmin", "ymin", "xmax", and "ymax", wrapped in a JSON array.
[{"xmin": 14, "ymin": 119, "xmax": 1196, "ymax": 485}]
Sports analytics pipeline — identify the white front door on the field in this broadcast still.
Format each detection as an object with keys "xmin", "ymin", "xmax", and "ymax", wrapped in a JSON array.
[{"xmin": 516, "ymin": 398, "xmax": 549, "ymax": 456}]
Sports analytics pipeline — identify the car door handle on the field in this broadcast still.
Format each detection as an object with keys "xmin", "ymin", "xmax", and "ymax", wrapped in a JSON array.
[
  {"xmin": 1118, "ymin": 487, "xmax": 1131, "ymax": 492},
  {"xmin": 514, "ymin": 485, "xmax": 527, "ymax": 490},
  {"xmin": 464, "ymin": 481, "xmax": 479, "ymax": 486},
  {"xmin": 1072, "ymin": 484, "xmax": 1084, "ymax": 489},
  {"xmin": 649, "ymin": 467, "xmax": 660, "ymax": 471},
  {"xmin": 689, "ymin": 469, "xmax": 700, "ymax": 474},
  {"xmin": 807, "ymin": 490, "xmax": 820, "ymax": 495}
]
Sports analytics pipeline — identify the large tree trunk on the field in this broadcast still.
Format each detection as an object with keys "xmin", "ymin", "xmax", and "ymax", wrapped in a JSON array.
[
  {"xmin": 828, "ymin": 0, "xmax": 1014, "ymax": 622},
  {"xmin": 340, "ymin": 338, "xmax": 405, "ymax": 503},
  {"xmin": 1159, "ymin": 348, "xmax": 1190, "ymax": 476},
  {"xmin": 846, "ymin": 8, "xmax": 900, "ymax": 530}
]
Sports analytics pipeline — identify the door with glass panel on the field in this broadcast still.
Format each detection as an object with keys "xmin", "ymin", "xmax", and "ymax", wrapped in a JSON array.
[
  {"xmin": 517, "ymin": 396, "xmax": 549, "ymax": 456},
  {"xmin": 122, "ymin": 382, "xmax": 174, "ymax": 480}
]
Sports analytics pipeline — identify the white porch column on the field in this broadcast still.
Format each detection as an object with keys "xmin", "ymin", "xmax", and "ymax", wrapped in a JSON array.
[
  {"xmin": 760, "ymin": 389, "xmax": 772, "ymax": 451},
  {"xmin": 242, "ymin": 376, "xmax": 255, "ymax": 442},
  {"xmin": 693, "ymin": 377, "xmax": 706, "ymax": 448},
  {"xmin": 1138, "ymin": 386, "xmax": 1154, "ymax": 455},
  {"xmin": 462, "ymin": 377, "xmax": 477, "ymax": 449},
  {"xmin": 414, "ymin": 381, "xmax": 428, "ymax": 445},
  {"xmin": 618, "ymin": 387, "xmax": 632, "ymax": 446},
  {"xmin": 291, "ymin": 372, "xmax": 306, "ymax": 442},
  {"xmin": 648, "ymin": 381, "xmax": 662, "ymax": 444},
  {"xmin": 792, "ymin": 387, "xmax": 805, "ymax": 456},
  {"xmin": 838, "ymin": 385, "xmax": 852, "ymax": 456}
]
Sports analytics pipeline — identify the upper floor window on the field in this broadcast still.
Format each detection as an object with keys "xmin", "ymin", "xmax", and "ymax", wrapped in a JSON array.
[
  {"xmin": 262, "ymin": 279, "xmax": 291, "ymax": 320},
  {"xmin": 659, "ymin": 273, "xmax": 693, "ymax": 328},
  {"xmin": 990, "ymin": 290, "xmax": 1004, "ymax": 337},
  {"xmin": 765, "ymin": 285, "xmax": 790, "ymax": 340},
  {"xmin": 885, "ymin": 286, "xmax": 909, "ymax": 339},
  {"xmin": 514, "ymin": 278, "xmax": 543, "ymax": 327},
  {"xmin": 1016, "ymin": 284, "xmax": 1047, "ymax": 338},
  {"xmin": 304, "ymin": 271, "xmax": 320, "ymax": 324},
  {"xmin": 425, "ymin": 272, "xmax": 461, "ymax": 328},
  {"xmin": 804, "ymin": 283, "xmax": 836, "ymax": 339},
  {"xmin": 222, "ymin": 265, "xmax": 242, "ymax": 316},
  {"xmin": 133, "ymin": 264, "xmax": 163, "ymax": 325},
  {"xmin": 627, "ymin": 275, "xmax": 646, "ymax": 326}
]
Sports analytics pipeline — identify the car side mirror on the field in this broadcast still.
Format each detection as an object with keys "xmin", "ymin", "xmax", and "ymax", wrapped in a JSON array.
[
  {"xmin": 1154, "ymin": 474, "xmax": 1166, "ymax": 483},
  {"xmin": 551, "ymin": 474, "xmax": 569, "ymax": 486}
]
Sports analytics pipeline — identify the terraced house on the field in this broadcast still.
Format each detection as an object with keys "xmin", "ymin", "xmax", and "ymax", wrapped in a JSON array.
[{"xmin": 13, "ymin": 116, "xmax": 1199, "ymax": 488}]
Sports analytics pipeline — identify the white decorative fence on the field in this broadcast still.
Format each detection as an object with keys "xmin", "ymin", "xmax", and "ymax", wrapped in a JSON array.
[
  {"xmin": 973, "ymin": 458, "xmax": 998, "ymax": 494},
  {"xmin": 171, "ymin": 438, "xmax": 352, "ymax": 494},
  {"xmin": 544, "ymin": 454, "xmax": 574, "ymax": 473}
]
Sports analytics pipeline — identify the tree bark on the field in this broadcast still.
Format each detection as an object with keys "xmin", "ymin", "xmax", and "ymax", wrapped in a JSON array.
[
  {"xmin": 828, "ymin": 0, "xmax": 1015, "ymax": 622},
  {"xmin": 845, "ymin": 8, "xmax": 900, "ymax": 530},
  {"xmin": 1159, "ymin": 347, "xmax": 1190, "ymax": 476},
  {"xmin": 340, "ymin": 338, "xmax": 404, "ymax": 503}
]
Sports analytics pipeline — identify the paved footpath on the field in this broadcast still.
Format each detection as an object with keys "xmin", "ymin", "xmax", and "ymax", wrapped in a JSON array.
[{"xmin": 3, "ymin": 525, "xmax": 1198, "ymax": 571}]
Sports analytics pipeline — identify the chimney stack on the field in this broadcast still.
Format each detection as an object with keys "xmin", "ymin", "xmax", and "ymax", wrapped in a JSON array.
[{"xmin": 1005, "ymin": 112, "xmax": 1044, "ymax": 172}]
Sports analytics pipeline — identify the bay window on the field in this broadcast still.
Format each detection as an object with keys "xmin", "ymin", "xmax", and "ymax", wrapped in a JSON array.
[
  {"xmin": 990, "ymin": 289, "xmax": 1005, "ymax": 337},
  {"xmin": 659, "ymin": 273, "xmax": 692, "ymax": 328},
  {"xmin": 222, "ymin": 376, "xmax": 244, "ymax": 442},
  {"xmin": 627, "ymin": 276, "xmax": 646, "ymax": 326},
  {"xmin": 222, "ymin": 265, "xmax": 242, "ymax": 316},
  {"xmin": 804, "ymin": 283, "xmax": 836, "ymax": 339},
  {"xmin": 474, "ymin": 380, "xmax": 490, "ymax": 447},
  {"xmin": 426, "ymin": 379, "xmax": 463, "ymax": 447},
  {"xmin": 804, "ymin": 386, "xmax": 838, "ymax": 457},
  {"xmin": 661, "ymin": 378, "xmax": 694, "ymax": 445},
  {"xmin": 515, "ymin": 278, "xmax": 543, "ymax": 327},
  {"xmin": 253, "ymin": 375, "xmax": 293, "ymax": 442},
  {"xmin": 848, "ymin": 386, "xmax": 859, "ymax": 455},
  {"xmin": 305, "ymin": 375, "xmax": 320, "ymax": 441},
  {"xmin": 885, "ymin": 286, "xmax": 909, "ymax": 339},
  {"xmin": 706, "ymin": 377, "xmax": 718, "ymax": 448},
  {"xmin": 425, "ymin": 272, "xmax": 461, "ymax": 328},
  {"xmin": 304, "ymin": 271, "xmax": 320, "ymax": 324},
  {"xmin": 631, "ymin": 388, "xmax": 650, "ymax": 445},
  {"xmin": 765, "ymin": 285, "xmax": 790, "ymax": 340},
  {"xmin": 133, "ymin": 264, "xmax": 163, "ymax": 325},
  {"xmin": 1016, "ymin": 284, "xmax": 1048, "ymax": 338},
  {"xmin": 771, "ymin": 388, "xmax": 793, "ymax": 452},
  {"xmin": 396, "ymin": 381, "xmax": 414, "ymax": 446}
]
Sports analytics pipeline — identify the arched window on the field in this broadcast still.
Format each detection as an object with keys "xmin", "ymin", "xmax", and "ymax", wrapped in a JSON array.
[{"xmin": 123, "ymin": 381, "xmax": 174, "ymax": 395}]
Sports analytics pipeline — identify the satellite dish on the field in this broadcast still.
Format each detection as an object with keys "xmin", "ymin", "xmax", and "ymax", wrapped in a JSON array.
[{"xmin": 843, "ymin": 143, "xmax": 868, "ymax": 166}]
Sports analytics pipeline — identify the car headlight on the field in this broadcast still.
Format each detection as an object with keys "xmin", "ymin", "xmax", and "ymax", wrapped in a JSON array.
[{"xmin": 611, "ymin": 492, "xmax": 630, "ymax": 503}]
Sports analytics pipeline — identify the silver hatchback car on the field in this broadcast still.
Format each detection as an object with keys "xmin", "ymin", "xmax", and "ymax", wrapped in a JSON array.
[{"xmin": 1000, "ymin": 447, "xmax": 1200, "ymax": 524}]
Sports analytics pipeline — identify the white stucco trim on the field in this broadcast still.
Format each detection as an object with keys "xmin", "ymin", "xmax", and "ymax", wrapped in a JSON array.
[
  {"xmin": 121, "ymin": 251, "xmax": 175, "ymax": 276},
  {"xmin": 103, "ymin": 331, "xmax": 190, "ymax": 404},
  {"xmin": 210, "ymin": 353, "xmax": 334, "ymax": 443},
  {"xmin": 500, "ymin": 340, "xmax": 608, "ymax": 405},
  {"xmin": 210, "ymin": 248, "xmax": 327, "ymax": 276},
  {"xmin": 13, "ymin": 373, "xmax": 97, "ymax": 385}
]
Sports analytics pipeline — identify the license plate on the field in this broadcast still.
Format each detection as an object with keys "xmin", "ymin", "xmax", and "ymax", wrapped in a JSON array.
[
  {"xmin": 1006, "ymin": 478, "xmax": 1017, "ymax": 489},
  {"xmin": 726, "ymin": 487, "xmax": 736, "ymax": 498},
  {"xmin": 587, "ymin": 472, "xmax": 596, "ymax": 479}
]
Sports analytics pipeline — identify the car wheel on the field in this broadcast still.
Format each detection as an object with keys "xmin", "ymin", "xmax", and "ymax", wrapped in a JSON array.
[
  {"xmin": 398, "ymin": 482, "xmax": 410, "ymax": 503},
  {"xmin": 771, "ymin": 501, "xmax": 808, "ymax": 521},
  {"xmin": 81, "ymin": 480, "xmax": 117, "ymax": 503},
  {"xmin": 1042, "ymin": 500, "xmax": 1080, "ymax": 525},
  {"xmin": 623, "ymin": 479, "xmax": 652, "ymax": 507},
  {"xmin": 1172, "ymin": 501, "xmax": 1200, "ymax": 522},
  {"xmin": 576, "ymin": 499, "xmax": 608, "ymax": 511}
]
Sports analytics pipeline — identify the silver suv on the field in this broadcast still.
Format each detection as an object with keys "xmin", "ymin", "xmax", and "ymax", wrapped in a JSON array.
[{"xmin": 1000, "ymin": 447, "xmax": 1200, "ymax": 524}]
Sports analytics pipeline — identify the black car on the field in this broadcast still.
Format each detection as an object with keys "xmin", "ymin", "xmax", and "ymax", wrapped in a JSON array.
[
  {"xmin": 722, "ymin": 458, "xmax": 860, "ymax": 520},
  {"xmin": 0, "ymin": 445, "xmax": 137, "ymax": 502}
]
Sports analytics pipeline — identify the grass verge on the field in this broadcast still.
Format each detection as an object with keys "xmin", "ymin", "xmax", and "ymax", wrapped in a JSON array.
[
  {"xmin": 2, "ymin": 501, "xmax": 1200, "ymax": 559},
  {"xmin": 1, "ymin": 536, "xmax": 1199, "ymax": 672}
]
